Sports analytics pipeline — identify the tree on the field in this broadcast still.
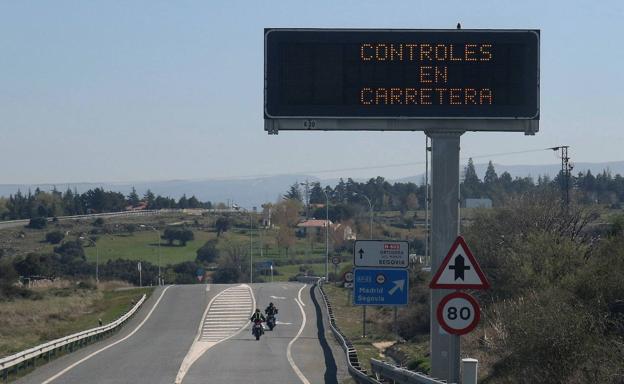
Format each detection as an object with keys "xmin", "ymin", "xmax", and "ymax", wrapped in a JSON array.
[
  {"xmin": 45, "ymin": 230, "xmax": 65, "ymax": 244},
  {"xmin": 462, "ymin": 158, "xmax": 482, "ymax": 198},
  {"xmin": 215, "ymin": 217, "xmax": 231, "ymax": 237},
  {"xmin": 144, "ymin": 189, "xmax": 156, "ymax": 209},
  {"xmin": 196, "ymin": 239, "xmax": 219, "ymax": 264},
  {"xmin": 273, "ymin": 199, "xmax": 301, "ymax": 228},
  {"xmin": 127, "ymin": 187, "xmax": 140, "ymax": 206},
  {"xmin": 309, "ymin": 182, "xmax": 325, "ymax": 204},
  {"xmin": 484, "ymin": 161, "xmax": 498, "ymax": 184},
  {"xmin": 284, "ymin": 183, "xmax": 302, "ymax": 201},
  {"xmin": 179, "ymin": 229, "xmax": 194, "ymax": 246},
  {"xmin": 161, "ymin": 227, "xmax": 194, "ymax": 246},
  {"xmin": 276, "ymin": 225, "xmax": 295, "ymax": 258},
  {"xmin": 405, "ymin": 193, "xmax": 419, "ymax": 211}
]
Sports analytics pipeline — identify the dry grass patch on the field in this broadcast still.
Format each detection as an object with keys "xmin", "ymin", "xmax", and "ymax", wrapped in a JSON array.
[{"xmin": 0, "ymin": 286, "xmax": 151, "ymax": 357}]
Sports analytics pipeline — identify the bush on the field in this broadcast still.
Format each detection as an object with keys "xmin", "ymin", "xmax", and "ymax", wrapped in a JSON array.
[
  {"xmin": 54, "ymin": 240, "xmax": 86, "ymax": 261},
  {"xmin": 162, "ymin": 227, "xmax": 194, "ymax": 246},
  {"xmin": 212, "ymin": 267, "xmax": 241, "ymax": 284},
  {"xmin": 93, "ymin": 217, "xmax": 105, "ymax": 227},
  {"xmin": 215, "ymin": 217, "xmax": 231, "ymax": 237},
  {"xmin": 490, "ymin": 289, "xmax": 618, "ymax": 383},
  {"xmin": 45, "ymin": 230, "xmax": 65, "ymax": 244},
  {"xmin": 27, "ymin": 217, "xmax": 47, "ymax": 229},
  {"xmin": 196, "ymin": 240, "xmax": 219, "ymax": 264}
]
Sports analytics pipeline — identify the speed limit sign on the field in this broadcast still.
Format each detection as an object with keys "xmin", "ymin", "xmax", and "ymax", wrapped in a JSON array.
[
  {"xmin": 343, "ymin": 271, "xmax": 354, "ymax": 283},
  {"xmin": 436, "ymin": 292, "xmax": 480, "ymax": 335}
]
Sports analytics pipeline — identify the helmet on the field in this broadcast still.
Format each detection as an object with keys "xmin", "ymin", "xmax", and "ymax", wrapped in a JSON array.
[
  {"xmin": 255, "ymin": 308, "xmax": 260, "ymax": 312},
  {"xmin": 269, "ymin": 302, "xmax": 274, "ymax": 307}
]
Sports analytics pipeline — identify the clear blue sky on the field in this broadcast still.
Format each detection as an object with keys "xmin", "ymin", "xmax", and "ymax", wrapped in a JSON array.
[{"xmin": 1, "ymin": 0, "xmax": 622, "ymax": 184}]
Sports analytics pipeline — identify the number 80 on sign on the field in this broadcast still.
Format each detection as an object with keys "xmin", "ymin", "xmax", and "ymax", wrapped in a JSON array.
[{"xmin": 436, "ymin": 292, "xmax": 481, "ymax": 335}]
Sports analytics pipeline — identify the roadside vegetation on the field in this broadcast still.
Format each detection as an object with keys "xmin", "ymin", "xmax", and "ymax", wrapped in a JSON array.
[
  {"xmin": 0, "ymin": 161, "xmax": 623, "ymax": 382},
  {"xmin": 0, "ymin": 282, "xmax": 151, "ymax": 357}
]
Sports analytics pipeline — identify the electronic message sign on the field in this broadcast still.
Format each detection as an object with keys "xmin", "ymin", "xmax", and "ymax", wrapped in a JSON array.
[{"xmin": 264, "ymin": 29, "xmax": 539, "ymax": 125}]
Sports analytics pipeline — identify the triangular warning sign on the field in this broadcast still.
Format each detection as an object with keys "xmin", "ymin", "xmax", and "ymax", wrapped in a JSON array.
[{"xmin": 429, "ymin": 236, "xmax": 490, "ymax": 290}]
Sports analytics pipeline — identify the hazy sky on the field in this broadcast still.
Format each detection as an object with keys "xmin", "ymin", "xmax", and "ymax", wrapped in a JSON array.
[{"xmin": 1, "ymin": 0, "xmax": 622, "ymax": 184}]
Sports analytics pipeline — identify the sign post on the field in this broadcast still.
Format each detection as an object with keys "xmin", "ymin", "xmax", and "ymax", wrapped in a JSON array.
[
  {"xmin": 332, "ymin": 256, "xmax": 340, "ymax": 283},
  {"xmin": 429, "ymin": 236, "xmax": 489, "ymax": 382},
  {"xmin": 264, "ymin": 28, "xmax": 538, "ymax": 382},
  {"xmin": 352, "ymin": 240, "xmax": 410, "ymax": 337}
]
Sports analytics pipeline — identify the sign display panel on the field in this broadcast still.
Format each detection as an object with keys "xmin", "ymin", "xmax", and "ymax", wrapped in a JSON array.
[
  {"xmin": 353, "ymin": 268, "xmax": 409, "ymax": 306},
  {"xmin": 354, "ymin": 240, "xmax": 410, "ymax": 268},
  {"xmin": 265, "ymin": 29, "xmax": 539, "ymax": 120}
]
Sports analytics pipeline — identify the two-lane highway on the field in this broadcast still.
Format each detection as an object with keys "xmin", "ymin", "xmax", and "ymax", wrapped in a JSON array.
[{"xmin": 15, "ymin": 282, "xmax": 347, "ymax": 384}]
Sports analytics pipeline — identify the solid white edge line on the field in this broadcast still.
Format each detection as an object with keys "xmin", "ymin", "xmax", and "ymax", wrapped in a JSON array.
[
  {"xmin": 297, "ymin": 284, "xmax": 306, "ymax": 306},
  {"xmin": 41, "ymin": 285, "xmax": 173, "ymax": 384},
  {"xmin": 287, "ymin": 284, "xmax": 311, "ymax": 384}
]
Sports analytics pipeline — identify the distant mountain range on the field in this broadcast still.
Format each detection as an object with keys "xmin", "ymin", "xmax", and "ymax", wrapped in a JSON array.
[{"xmin": 1, "ymin": 161, "xmax": 622, "ymax": 208}]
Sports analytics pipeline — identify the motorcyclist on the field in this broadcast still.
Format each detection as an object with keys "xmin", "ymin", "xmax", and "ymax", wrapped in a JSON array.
[
  {"xmin": 250, "ymin": 308, "xmax": 265, "ymax": 335},
  {"xmin": 265, "ymin": 302, "xmax": 278, "ymax": 317}
]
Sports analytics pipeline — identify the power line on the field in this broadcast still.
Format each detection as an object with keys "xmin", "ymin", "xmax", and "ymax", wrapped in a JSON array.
[{"xmin": 201, "ymin": 147, "xmax": 556, "ymax": 181}]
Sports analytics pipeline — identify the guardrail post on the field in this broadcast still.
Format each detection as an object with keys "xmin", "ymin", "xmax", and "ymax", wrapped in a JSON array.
[
  {"xmin": 3, "ymin": 367, "xmax": 8, "ymax": 383},
  {"xmin": 461, "ymin": 358, "xmax": 478, "ymax": 384}
]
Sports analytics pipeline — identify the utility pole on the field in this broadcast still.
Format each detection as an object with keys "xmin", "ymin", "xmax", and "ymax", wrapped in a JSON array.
[{"xmin": 550, "ymin": 146, "xmax": 573, "ymax": 206}]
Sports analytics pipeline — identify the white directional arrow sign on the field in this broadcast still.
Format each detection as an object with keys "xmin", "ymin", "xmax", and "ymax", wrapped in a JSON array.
[
  {"xmin": 388, "ymin": 279, "xmax": 406, "ymax": 295},
  {"xmin": 353, "ymin": 240, "xmax": 409, "ymax": 268},
  {"xmin": 270, "ymin": 296, "xmax": 286, "ymax": 300}
]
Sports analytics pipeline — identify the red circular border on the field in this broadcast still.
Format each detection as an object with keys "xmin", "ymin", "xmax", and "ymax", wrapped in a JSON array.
[
  {"xmin": 436, "ymin": 292, "xmax": 481, "ymax": 335},
  {"xmin": 343, "ymin": 271, "xmax": 354, "ymax": 282}
]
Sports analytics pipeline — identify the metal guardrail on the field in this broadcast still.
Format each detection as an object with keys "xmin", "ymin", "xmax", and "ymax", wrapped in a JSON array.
[
  {"xmin": 0, "ymin": 294, "xmax": 147, "ymax": 382},
  {"xmin": 317, "ymin": 280, "xmax": 453, "ymax": 384},
  {"xmin": 371, "ymin": 359, "xmax": 449, "ymax": 384},
  {"xmin": 316, "ymin": 279, "xmax": 381, "ymax": 384}
]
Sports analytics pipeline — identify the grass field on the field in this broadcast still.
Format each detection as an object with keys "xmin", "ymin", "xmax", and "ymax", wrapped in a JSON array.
[
  {"xmin": 84, "ymin": 230, "xmax": 217, "ymax": 265},
  {"xmin": 84, "ymin": 226, "xmax": 344, "ymax": 267},
  {"xmin": 0, "ymin": 286, "xmax": 152, "ymax": 357}
]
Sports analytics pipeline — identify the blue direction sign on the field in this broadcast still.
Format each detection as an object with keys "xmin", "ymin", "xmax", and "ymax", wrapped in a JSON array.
[{"xmin": 353, "ymin": 268, "xmax": 409, "ymax": 306}]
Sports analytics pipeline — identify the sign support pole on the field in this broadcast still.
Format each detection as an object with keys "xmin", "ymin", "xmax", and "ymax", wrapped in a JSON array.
[
  {"xmin": 362, "ymin": 306, "xmax": 366, "ymax": 338},
  {"xmin": 428, "ymin": 131, "xmax": 462, "ymax": 383},
  {"xmin": 393, "ymin": 306, "xmax": 399, "ymax": 342}
]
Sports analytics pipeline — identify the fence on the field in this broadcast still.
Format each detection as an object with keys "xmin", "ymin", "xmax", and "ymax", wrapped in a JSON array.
[{"xmin": 0, "ymin": 294, "xmax": 146, "ymax": 382}]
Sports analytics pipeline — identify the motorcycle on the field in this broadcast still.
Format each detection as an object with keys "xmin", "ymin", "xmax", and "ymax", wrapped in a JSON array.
[
  {"xmin": 266, "ymin": 315, "xmax": 276, "ymax": 331},
  {"xmin": 252, "ymin": 320, "xmax": 264, "ymax": 340}
]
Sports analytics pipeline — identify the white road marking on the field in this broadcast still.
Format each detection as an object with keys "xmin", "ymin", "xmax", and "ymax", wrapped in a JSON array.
[
  {"xmin": 41, "ymin": 285, "xmax": 173, "ymax": 384},
  {"xmin": 286, "ymin": 284, "xmax": 311, "ymax": 384},
  {"xmin": 275, "ymin": 321, "xmax": 292, "ymax": 325},
  {"xmin": 205, "ymin": 284, "xmax": 211, "ymax": 292},
  {"xmin": 270, "ymin": 295, "xmax": 286, "ymax": 299},
  {"xmin": 175, "ymin": 284, "xmax": 255, "ymax": 384},
  {"xmin": 297, "ymin": 285, "xmax": 306, "ymax": 306}
]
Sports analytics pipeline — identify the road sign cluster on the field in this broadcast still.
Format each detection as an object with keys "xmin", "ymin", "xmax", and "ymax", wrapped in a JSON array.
[
  {"xmin": 353, "ymin": 240, "xmax": 409, "ymax": 306},
  {"xmin": 429, "ymin": 236, "xmax": 489, "ymax": 335}
]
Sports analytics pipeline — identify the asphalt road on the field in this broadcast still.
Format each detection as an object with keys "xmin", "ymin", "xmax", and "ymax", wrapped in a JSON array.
[{"xmin": 15, "ymin": 282, "xmax": 348, "ymax": 384}]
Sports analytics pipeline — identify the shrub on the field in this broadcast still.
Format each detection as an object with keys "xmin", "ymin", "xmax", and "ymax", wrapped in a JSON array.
[
  {"xmin": 45, "ymin": 230, "xmax": 65, "ymax": 244},
  {"xmin": 196, "ymin": 240, "xmax": 219, "ymax": 264},
  {"xmin": 27, "ymin": 217, "xmax": 47, "ymax": 229}
]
